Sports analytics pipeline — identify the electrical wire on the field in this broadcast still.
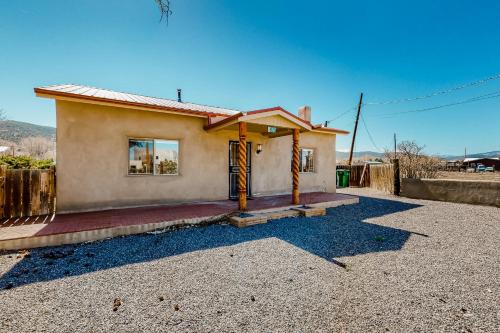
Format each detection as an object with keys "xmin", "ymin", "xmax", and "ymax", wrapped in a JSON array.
[
  {"xmin": 323, "ymin": 106, "xmax": 357, "ymax": 126},
  {"xmin": 360, "ymin": 113, "xmax": 382, "ymax": 152},
  {"xmin": 367, "ymin": 89, "xmax": 500, "ymax": 119},
  {"xmin": 363, "ymin": 73, "xmax": 500, "ymax": 106}
]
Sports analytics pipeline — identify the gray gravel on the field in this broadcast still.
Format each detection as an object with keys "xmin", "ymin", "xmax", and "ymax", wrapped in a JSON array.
[{"xmin": 0, "ymin": 188, "xmax": 499, "ymax": 332}]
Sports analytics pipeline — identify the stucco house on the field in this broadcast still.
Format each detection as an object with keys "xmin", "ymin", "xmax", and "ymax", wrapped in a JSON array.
[{"xmin": 35, "ymin": 84, "xmax": 348, "ymax": 213}]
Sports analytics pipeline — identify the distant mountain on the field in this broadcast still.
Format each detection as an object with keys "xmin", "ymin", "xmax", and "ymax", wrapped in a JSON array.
[
  {"xmin": 0, "ymin": 120, "xmax": 55, "ymax": 144},
  {"xmin": 336, "ymin": 150, "xmax": 385, "ymax": 160},
  {"xmin": 440, "ymin": 151, "xmax": 500, "ymax": 160},
  {"xmin": 336, "ymin": 150, "xmax": 500, "ymax": 161}
]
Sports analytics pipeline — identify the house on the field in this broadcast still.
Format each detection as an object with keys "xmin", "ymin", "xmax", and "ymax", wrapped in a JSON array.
[{"xmin": 35, "ymin": 84, "xmax": 349, "ymax": 213}]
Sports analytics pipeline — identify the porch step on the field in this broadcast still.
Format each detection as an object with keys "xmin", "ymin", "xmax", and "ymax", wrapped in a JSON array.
[
  {"xmin": 292, "ymin": 206, "xmax": 326, "ymax": 217},
  {"xmin": 229, "ymin": 206, "xmax": 327, "ymax": 228},
  {"xmin": 228, "ymin": 214, "xmax": 268, "ymax": 228},
  {"xmin": 229, "ymin": 197, "xmax": 357, "ymax": 228}
]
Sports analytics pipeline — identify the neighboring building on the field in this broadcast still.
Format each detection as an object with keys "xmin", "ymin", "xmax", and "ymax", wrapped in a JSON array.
[
  {"xmin": 35, "ymin": 84, "xmax": 349, "ymax": 213},
  {"xmin": 0, "ymin": 146, "xmax": 11, "ymax": 155},
  {"xmin": 463, "ymin": 157, "xmax": 500, "ymax": 170}
]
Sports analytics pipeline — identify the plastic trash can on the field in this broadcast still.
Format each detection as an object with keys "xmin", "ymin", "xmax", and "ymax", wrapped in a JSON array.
[
  {"xmin": 336, "ymin": 169, "xmax": 344, "ymax": 187},
  {"xmin": 342, "ymin": 169, "xmax": 350, "ymax": 187}
]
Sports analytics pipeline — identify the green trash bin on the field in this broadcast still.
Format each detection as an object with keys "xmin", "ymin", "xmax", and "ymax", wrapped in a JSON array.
[
  {"xmin": 336, "ymin": 169, "xmax": 344, "ymax": 187},
  {"xmin": 342, "ymin": 169, "xmax": 350, "ymax": 187}
]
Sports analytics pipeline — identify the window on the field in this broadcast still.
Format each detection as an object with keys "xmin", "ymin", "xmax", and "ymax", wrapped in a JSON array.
[
  {"xmin": 128, "ymin": 139, "xmax": 179, "ymax": 175},
  {"xmin": 297, "ymin": 148, "xmax": 315, "ymax": 173}
]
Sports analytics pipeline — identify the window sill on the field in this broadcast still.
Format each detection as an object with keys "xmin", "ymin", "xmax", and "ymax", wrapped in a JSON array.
[{"xmin": 127, "ymin": 173, "xmax": 180, "ymax": 177}]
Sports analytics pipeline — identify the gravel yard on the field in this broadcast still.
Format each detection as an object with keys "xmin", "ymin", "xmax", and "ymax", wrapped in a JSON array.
[{"xmin": 0, "ymin": 189, "xmax": 499, "ymax": 333}]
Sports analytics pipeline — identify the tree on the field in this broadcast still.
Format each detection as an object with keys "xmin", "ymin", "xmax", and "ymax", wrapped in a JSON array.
[
  {"xmin": 155, "ymin": 0, "xmax": 172, "ymax": 22},
  {"xmin": 19, "ymin": 136, "xmax": 53, "ymax": 159},
  {"xmin": 385, "ymin": 140, "xmax": 441, "ymax": 179},
  {"xmin": 0, "ymin": 109, "xmax": 6, "ymax": 121}
]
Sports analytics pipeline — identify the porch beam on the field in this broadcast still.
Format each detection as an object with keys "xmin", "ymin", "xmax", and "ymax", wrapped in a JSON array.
[
  {"xmin": 292, "ymin": 128, "xmax": 300, "ymax": 204},
  {"xmin": 238, "ymin": 122, "xmax": 248, "ymax": 211}
]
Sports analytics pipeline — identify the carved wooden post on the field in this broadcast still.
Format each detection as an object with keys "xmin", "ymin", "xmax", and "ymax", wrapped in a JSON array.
[
  {"xmin": 238, "ymin": 122, "xmax": 247, "ymax": 211},
  {"xmin": 292, "ymin": 129, "xmax": 300, "ymax": 204}
]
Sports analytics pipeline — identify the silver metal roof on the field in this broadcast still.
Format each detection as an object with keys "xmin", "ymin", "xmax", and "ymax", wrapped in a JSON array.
[{"xmin": 35, "ymin": 84, "xmax": 240, "ymax": 116}]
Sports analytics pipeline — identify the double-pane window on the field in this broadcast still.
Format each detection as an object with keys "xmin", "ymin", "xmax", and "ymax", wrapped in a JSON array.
[{"xmin": 128, "ymin": 139, "xmax": 179, "ymax": 175}]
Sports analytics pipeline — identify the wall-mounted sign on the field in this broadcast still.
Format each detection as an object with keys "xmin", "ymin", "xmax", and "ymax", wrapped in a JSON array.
[{"xmin": 267, "ymin": 126, "xmax": 277, "ymax": 133}]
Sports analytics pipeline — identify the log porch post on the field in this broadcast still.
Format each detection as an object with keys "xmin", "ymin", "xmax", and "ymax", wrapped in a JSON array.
[
  {"xmin": 292, "ymin": 128, "xmax": 300, "ymax": 204},
  {"xmin": 238, "ymin": 122, "xmax": 247, "ymax": 211}
]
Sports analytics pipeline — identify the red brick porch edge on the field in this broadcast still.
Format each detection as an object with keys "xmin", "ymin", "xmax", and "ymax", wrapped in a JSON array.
[{"xmin": 0, "ymin": 193, "xmax": 358, "ymax": 250}]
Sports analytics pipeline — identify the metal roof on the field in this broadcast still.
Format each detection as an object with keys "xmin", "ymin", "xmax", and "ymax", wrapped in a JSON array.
[
  {"xmin": 34, "ymin": 84, "xmax": 349, "ymax": 135},
  {"xmin": 34, "ymin": 84, "xmax": 240, "ymax": 116}
]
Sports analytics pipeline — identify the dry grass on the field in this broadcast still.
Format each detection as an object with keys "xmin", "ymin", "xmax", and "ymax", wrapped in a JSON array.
[{"xmin": 437, "ymin": 171, "xmax": 500, "ymax": 181}]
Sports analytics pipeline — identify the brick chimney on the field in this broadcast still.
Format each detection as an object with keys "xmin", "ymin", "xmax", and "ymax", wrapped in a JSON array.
[{"xmin": 298, "ymin": 106, "xmax": 311, "ymax": 122}]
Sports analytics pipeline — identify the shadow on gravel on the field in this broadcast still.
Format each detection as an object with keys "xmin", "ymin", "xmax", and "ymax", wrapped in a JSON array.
[{"xmin": 1, "ymin": 196, "xmax": 422, "ymax": 289}]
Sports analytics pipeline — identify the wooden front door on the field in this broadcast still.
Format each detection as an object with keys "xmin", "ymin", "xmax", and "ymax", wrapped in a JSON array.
[{"xmin": 229, "ymin": 141, "xmax": 251, "ymax": 199}]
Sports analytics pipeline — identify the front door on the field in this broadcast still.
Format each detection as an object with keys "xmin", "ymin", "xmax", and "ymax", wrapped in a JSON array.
[{"xmin": 229, "ymin": 141, "xmax": 251, "ymax": 199}]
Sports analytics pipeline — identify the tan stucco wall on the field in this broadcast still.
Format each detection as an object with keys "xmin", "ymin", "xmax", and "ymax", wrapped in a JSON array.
[
  {"xmin": 401, "ymin": 178, "xmax": 500, "ymax": 207},
  {"xmin": 56, "ymin": 101, "xmax": 337, "ymax": 212}
]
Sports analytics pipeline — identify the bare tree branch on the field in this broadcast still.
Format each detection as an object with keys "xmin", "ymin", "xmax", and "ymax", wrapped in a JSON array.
[
  {"xmin": 155, "ymin": 0, "xmax": 173, "ymax": 23},
  {"xmin": 0, "ymin": 109, "xmax": 6, "ymax": 121},
  {"xmin": 384, "ymin": 140, "xmax": 441, "ymax": 179}
]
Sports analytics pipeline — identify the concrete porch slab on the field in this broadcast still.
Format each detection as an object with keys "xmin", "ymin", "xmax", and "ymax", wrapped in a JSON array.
[{"xmin": 0, "ymin": 192, "xmax": 358, "ymax": 250}]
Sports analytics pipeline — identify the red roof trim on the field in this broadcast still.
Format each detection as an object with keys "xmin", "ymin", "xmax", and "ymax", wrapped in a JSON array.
[
  {"xmin": 246, "ymin": 106, "xmax": 313, "ymax": 127},
  {"xmin": 34, "ymin": 87, "xmax": 234, "ymax": 118},
  {"xmin": 204, "ymin": 107, "xmax": 313, "ymax": 131},
  {"xmin": 312, "ymin": 124, "xmax": 350, "ymax": 135},
  {"xmin": 203, "ymin": 112, "xmax": 244, "ymax": 130}
]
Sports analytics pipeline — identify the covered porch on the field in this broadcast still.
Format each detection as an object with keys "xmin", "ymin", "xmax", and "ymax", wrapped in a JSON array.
[{"xmin": 205, "ymin": 106, "xmax": 340, "ymax": 211}]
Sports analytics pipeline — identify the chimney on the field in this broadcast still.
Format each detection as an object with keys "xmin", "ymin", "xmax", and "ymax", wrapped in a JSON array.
[
  {"xmin": 298, "ymin": 106, "xmax": 311, "ymax": 122},
  {"xmin": 177, "ymin": 89, "xmax": 182, "ymax": 102}
]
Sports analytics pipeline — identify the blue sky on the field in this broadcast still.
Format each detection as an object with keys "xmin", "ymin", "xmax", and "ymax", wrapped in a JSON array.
[{"xmin": 0, "ymin": 0, "xmax": 499, "ymax": 155}]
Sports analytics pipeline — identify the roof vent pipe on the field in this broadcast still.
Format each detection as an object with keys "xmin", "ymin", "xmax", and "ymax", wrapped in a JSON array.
[{"xmin": 177, "ymin": 89, "xmax": 182, "ymax": 102}]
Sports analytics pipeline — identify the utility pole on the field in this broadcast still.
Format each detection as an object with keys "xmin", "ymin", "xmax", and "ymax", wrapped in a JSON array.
[
  {"xmin": 394, "ymin": 133, "xmax": 397, "ymax": 159},
  {"xmin": 348, "ymin": 93, "xmax": 363, "ymax": 166}
]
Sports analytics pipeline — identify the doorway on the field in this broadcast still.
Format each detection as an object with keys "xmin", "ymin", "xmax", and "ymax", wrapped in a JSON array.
[{"xmin": 229, "ymin": 141, "xmax": 251, "ymax": 199}]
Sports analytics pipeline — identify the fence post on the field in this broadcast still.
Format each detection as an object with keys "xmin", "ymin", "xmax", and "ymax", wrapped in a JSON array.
[
  {"xmin": 48, "ymin": 165, "xmax": 56, "ymax": 214},
  {"xmin": 0, "ymin": 166, "xmax": 6, "ymax": 218},
  {"xmin": 392, "ymin": 159, "xmax": 400, "ymax": 196}
]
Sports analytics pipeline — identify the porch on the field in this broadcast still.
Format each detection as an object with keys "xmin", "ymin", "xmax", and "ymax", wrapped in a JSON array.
[
  {"xmin": 0, "ymin": 192, "xmax": 358, "ymax": 250},
  {"xmin": 204, "ymin": 106, "xmax": 348, "ymax": 210}
]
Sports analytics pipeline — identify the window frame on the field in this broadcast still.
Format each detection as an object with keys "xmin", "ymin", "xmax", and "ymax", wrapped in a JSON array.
[
  {"xmin": 127, "ymin": 137, "xmax": 180, "ymax": 176},
  {"xmin": 299, "ymin": 147, "xmax": 315, "ymax": 173}
]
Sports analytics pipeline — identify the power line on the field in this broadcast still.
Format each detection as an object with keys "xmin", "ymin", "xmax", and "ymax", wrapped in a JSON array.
[
  {"xmin": 360, "ymin": 113, "xmax": 382, "ymax": 152},
  {"xmin": 323, "ymin": 106, "xmax": 357, "ymax": 126},
  {"xmin": 367, "ymin": 89, "xmax": 500, "ymax": 119},
  {"xmin": 363, "ymin": 73, "xmax": 500, "ymax": 106}
]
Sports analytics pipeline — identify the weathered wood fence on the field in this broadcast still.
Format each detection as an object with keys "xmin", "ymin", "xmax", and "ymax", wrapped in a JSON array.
[
  {"xmin": 0, "ymin": 166, "xmax": 56, "ymax": 219},
  {"xmin": 337, "ymin": 164, "xmax": 370, "ymax": 187},
  {"xmin": 369, "ymin": 164, "xmax": 394, "ymax": 193},
  {"xmin": 337, "ymin": 161, "xmax": 400, "ymax": 195}
]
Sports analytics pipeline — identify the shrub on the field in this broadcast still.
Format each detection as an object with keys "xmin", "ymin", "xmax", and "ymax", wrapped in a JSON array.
[
  {"xmin": 385, "ymin": 140, "xmax": 441, "ymax": 179},
  {"xmin": 0, "ymin": 155, "xmax": 54, "ymax": 169}
]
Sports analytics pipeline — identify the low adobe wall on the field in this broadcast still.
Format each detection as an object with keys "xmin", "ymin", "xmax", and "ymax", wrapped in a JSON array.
[{"xmin": 401, "ymin": 178, "xmax": 500, "ymax": 207}]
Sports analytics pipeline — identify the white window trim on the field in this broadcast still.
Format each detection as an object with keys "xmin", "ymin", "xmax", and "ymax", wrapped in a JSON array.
[
  {"xmin": 299, "ymin": 147, "xmax": 315, "ymax": 173},
  {"xmin": 127, "ymin": 137, "xmax": 180, "ymax": 176}
]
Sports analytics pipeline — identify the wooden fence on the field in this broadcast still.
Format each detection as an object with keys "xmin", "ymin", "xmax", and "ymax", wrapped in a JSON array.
[
  {"xmin": 337, "ymin": 161, "xmax": 400, "ymax": 195},
  {"xmin": 0, "ymin": 166, "xmax": 56, "ymax": 219},
  {"xmin": 369, "ymin": 164, "xmax": 394, "ymax": 193},
  {"xmin": 337, "ymin": 164, "xmax": 370, "ymax": 187}
]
